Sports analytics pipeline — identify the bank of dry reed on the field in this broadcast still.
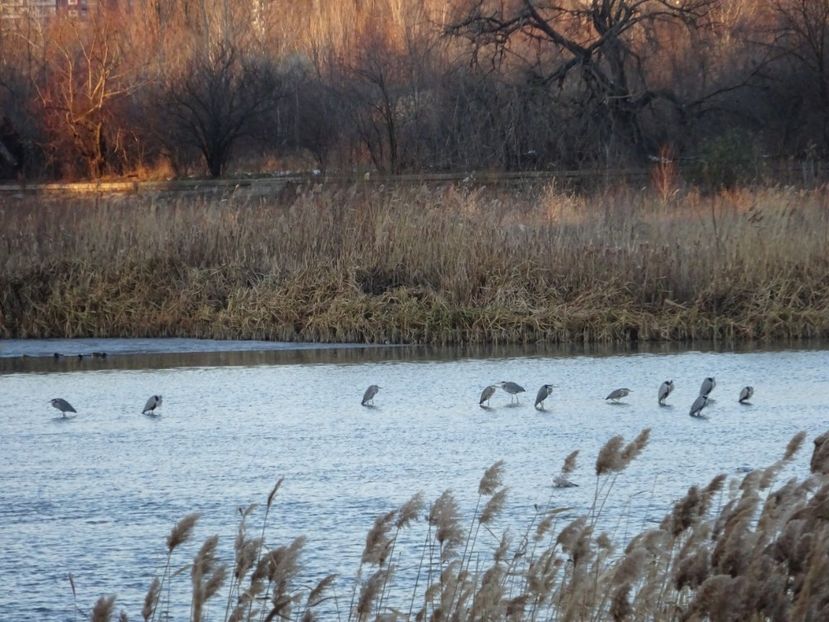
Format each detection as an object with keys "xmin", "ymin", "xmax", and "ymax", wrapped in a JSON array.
[
  {"xmin": 84, "ymin": 428, "xmax": 829, "ymax": 621},
  {"xmin": 2, "ymin": 183, "xmax": 828, "ymax": 343}
]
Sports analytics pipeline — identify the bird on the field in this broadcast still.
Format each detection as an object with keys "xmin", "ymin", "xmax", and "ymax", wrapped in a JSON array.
[
  {"xmin": 498, "ymin": 381, "xmax": 526, "ymax": 403},
  {"xmin": 658, "ymin": 380, "xmax": 674, "ymax": 405},
  {"xmin": 699, "ymin": 377, "xmax": 716, "ymax": 397},
  {"xmin": 606, "ymin": 388, "xmax": 631, "ymax": 402},
  {"xmin": 50, "ymin": 398, "xmax": 77, "ymax": 417},
  {"xmin": 689, "ymin": 395, "xmax": 709, "ymax": 418},
  {"xmin": 534, "ymin": 384, "xmax": 554, "ymax": 410},
  {"xmin": 361, "ymin": 385, "xmax": 380, "ymax": 406},
  {"xmin": 479, "ymin": 385, "xmax": 497, "ymax": 407},
  {"xmin": 142, "ymin": 395, "xmax": 162, "ymax": 415},
  {"xmin": 739, "ymin": 386, "xmax": 754, "ymax": 404},
  {"xmin": 552, "ymin": 474, "xmax": 578, "ymax": 488}
]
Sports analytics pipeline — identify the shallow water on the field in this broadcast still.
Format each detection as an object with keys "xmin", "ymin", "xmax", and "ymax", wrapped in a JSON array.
[{"xmin": 1, "ymin": 340, "xmax": 828, "ymax": 620}]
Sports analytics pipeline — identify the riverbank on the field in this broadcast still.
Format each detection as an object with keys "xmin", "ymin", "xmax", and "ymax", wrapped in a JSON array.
[{"xmin": 1, "ymin": 184, "xmax": 828, "ymax": 343}]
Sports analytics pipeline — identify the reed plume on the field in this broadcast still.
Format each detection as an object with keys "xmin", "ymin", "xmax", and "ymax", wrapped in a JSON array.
[
  {"xmin": 91, "ymin": 595, "xmax": 117, "ymax": 622},
  {"xmin": 85, "ymin": 429, "xmax": 829, "ymax": 621}
]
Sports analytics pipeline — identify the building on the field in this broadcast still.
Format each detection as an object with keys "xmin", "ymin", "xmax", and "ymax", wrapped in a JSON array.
[{"xmin": 0, "ymin": 0, "xmax": 96, "ymax": 19}]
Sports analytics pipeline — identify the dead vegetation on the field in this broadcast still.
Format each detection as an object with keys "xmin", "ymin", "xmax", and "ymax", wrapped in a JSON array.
[
  {"xmin": 83, "ymin": 428, "xmax": 829, "ymax": 621},
  {"xmin": 1, "ymin": 183, "xmax": 828, "ymax": 344}
]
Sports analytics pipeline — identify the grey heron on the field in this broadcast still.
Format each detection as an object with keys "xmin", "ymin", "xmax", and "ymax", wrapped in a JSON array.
[
  {"xmin": 498, "ymin": 381, "xmax": 526, "ymax": 403},
  {"xmin": 605, "ymin": 388, "xmax": 631, "ymax": 402},
  {"xmin": 739, "ymin": 386, "xmax": 754, "ymax": 404},
  {"xmin": 689, "ymin": 395, "xmax": 709, "ymax": 418},
  {"xmin": 553, "ymin": 474, "xmax": 578, "ymax": 488},
  {"xmin": 658, "ymin": 380, "xmax": 674, "ymax": 405},
  {"xmin": 479, "ymin": 385, "xmax": 497, "ymax": 407},
  {"xmin": 50, "ymin": 398, "xmax": 76, "ymax": 417},
  {"xmin": 361, "ymin": 385, "xmax": 380, "ymax": 406},
  {"xmin": 534, "ymin": 384, "xmax": 554, "ymax": 410},
  {"xmin": 699, "ymin": 377, "xmax": 716, "ymax": 397},
  {"xmin": 143, "ymin": 395, "xmax": 162, "ymax": 415}
]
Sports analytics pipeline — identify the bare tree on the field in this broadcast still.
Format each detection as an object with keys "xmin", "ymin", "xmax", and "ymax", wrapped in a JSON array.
[
  {"xmin": 34, "ymin": 12, "xmax": 138, "ymax": 178},
  {"xmin": 767, "ymin": 0, "xmax": 829, "ymax": 152},
  {"xmin": 447, "ymin": 0, "xmax": 717, "ymax": 163},
  {"xmin": 160, "ymin": 40, "xmax": 280, "ymax": 177}
]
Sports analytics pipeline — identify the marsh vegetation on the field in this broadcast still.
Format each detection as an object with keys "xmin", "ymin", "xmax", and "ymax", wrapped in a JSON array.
[
  {"xmin": 84, "ymin": 428, "xmax": 829, "ymax": 621},
  {"xmin": 1, "ymin": 184, "xmax": 827, "ymax": 343}
]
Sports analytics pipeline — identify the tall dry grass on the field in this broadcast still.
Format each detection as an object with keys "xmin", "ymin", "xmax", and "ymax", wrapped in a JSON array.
[
  {"xmin": 82, "ymin": 428, "xmax": 829, "ymax": 621},
  {"xmin": 1, "ymin": 183, "xmax": 828, "ymax": 343}
]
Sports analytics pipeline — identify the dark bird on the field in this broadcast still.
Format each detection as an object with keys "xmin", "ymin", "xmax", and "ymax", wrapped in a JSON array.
[
  {"xmin": 689, "ymin": 395, "xmax": 709, "ymax": 418},
  {"xmin": 606, "ymin": 388, "xmax": 631, "ymax": 402},
  {"xmin": 479, "ymin": 385, "xmax": 497, "ymax": 407},
  {"xmin": 50, "ymin": 398, "xmax": 77, "ymax": 417},
  {"xmin": 699, "ymin": 377, "xmax": 716, "ymax": 397},
  {"xmin": 142, "ymin": 395, "xmax": 163, "ymax": 415},
  {"xmin": 534, "ymin": 384, "xmax": 554, "ymax": 410},
  {"xmin": 498, "ymin": 381, "xmax": 526, "ymax": 403},
  {"xmin": 739, "ymin": 386, "xmax": 754, "ymax": 404},
  {"xmin": 361, "ymin": 385, "xmax": 380, "ymax": 406},
  {"xmin": 658, "ymin": 380, "xmax": 674, "ymax": 405}
]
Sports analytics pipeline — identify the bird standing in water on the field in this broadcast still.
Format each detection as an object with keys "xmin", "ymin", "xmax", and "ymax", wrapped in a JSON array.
[
  {"xmin": 479, "ymin": 385, "xmax": 497, "ymax": 407},
  {"xmin": 362, "ymin": 385, "xmax": 380, "ymax": 406},
  {"xmin": 498, "ymin": 381, "xmax": 526, "ymax": 404},
  {"xmin": 535, "ymin": 384, "xmax": 554, "ymax": 410},
  {"xmin": 606, "ymin": 388, "xmax": 631, "ymax": 403},
  {"xmin": 690, "ymin": 395, "xmax": 709, "ymax": 418},
  {"xmin": 143, "ymin": 395, "xmax": 163, "ymax": 415},
  {"xmin": 50, "ymin": 398, "xmax": 77, "ymax": 418},
  {"xmin": 699, "ymin": 377, "xmax": 716, "ymax": 397},
  {"xmin": 658, "ymin": 380, "xmax": 674, "ymax": 405}
]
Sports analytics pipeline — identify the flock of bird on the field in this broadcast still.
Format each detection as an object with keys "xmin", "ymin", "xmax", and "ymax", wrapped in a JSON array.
[
  {"xmin": 476, "ymin": 377, "xmax": 754, "ymax": 417},
  {"xmin": 49, "ymin": 379, "xmax": 754, "ymax": 419},
  {"xmin": 48, "ymin": 394, "xmax": 162, "ymax": 418}
]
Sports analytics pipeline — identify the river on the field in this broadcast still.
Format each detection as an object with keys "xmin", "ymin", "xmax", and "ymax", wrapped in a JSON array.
[{"xmin": 1, "ymin": 339, "xmax": 827, "ymax": 620}]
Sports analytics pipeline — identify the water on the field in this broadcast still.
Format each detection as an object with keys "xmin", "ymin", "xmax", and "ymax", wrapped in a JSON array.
[{"xmin": 1, "ymin": 340, "xmax": 828, "ymax": 620}]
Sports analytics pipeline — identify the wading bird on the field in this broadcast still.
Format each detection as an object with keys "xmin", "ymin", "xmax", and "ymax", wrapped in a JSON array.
[
  {"xmin": 479, "ymin": 385, "xmax": 497, "ymax": 407},
  {"xmin": 535, "ymin": 384, "xmax": 554, "ymax": 410},
  {"xmin": 143, "ymin": 395, "xmax": 163, "ymax": 415},
  {"xmin": 739, "ymin": 386, "xmax": 754, "ymax": 404},
  {"xmin": 50, "ymin": 398, "xmax": 76, "ymax": 417},
  {"xmin": 699, "ymin": 377, "xmax": 716, "ymax": 397},
  {"xmin": 361, "ymin": 385, "xmax": 380, "ymax": 406},
  {"xmin": 605, "ymin": 388, "xmax": 631, "ymax": 402},
  {"xmin": 658, "ymin": 380, "xmax": 674, "ymax": 405},
  {"xmin": 690, "ymin": 395, "xmax": 709, "ymax": 418},
  {"xmin": 499, "ymin": 381, "xmax": 526, "ymax": 403}
]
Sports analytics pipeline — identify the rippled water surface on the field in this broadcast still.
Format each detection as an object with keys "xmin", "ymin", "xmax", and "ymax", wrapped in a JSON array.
[{"xmin": 1, "ymin": 340, "xmax": 828, "ymax": 620}]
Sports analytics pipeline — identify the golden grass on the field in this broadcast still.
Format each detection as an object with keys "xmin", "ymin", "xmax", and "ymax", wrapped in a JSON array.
[
  {"xmin": 1, "ymin": 183, "xmax": 828, "ymax": 343},
  {"xmin": 87, "ymin": 428, "xmax": 829, "ymax": 621}
]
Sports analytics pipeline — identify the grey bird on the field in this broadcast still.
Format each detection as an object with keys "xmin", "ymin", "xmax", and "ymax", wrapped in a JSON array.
[
  {"xmin": 689, "ymin": 395, "xmax": 709, "ymax": 418},
  {"xmin": 606, "ymin": 388, "xmax": 631, "ymax": 402},
  {"xmin": 658, "ymin": 380, "xmax": 674, "ymax": 405},
  {"xmin": 498, "ymin": 381, "xmax": 526, "ymax": 403},
  {"xmin": 699, "ymin": 377, "xmax": 716, "ymax": 397},
  {"xmin": 553, "ymin": 474, "xmax": 578, "ymax": 488},
  {"xmin": 50, "ymin": 398, "xmax": 77, "ymax": 417},
  {"xmin": 534, "ymin": 384, "xmax": 554, "ymax": 410},
  {"xmin": 739, "ymin": 386, "xmax": 754, "ymax": 404},
  {"xmin": 479, "ymin": 385, "xmax": 497, "ymax": 407},
  {"xmin": 143, "ymin": 395, "xmax": 163, "ymax": 415},
  {"xmin": 361, "ymin": 385, "xmax": 380, "ymax": 406}
]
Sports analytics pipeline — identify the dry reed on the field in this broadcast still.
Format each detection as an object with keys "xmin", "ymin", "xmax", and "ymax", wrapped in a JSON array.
[
  {"xmin": 2, "ymin": 183, "xmax": 828, "ymax": 344},
  {"xmin": 84, "ymin": 428, "xmax": 829, "ymax": 620}
]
